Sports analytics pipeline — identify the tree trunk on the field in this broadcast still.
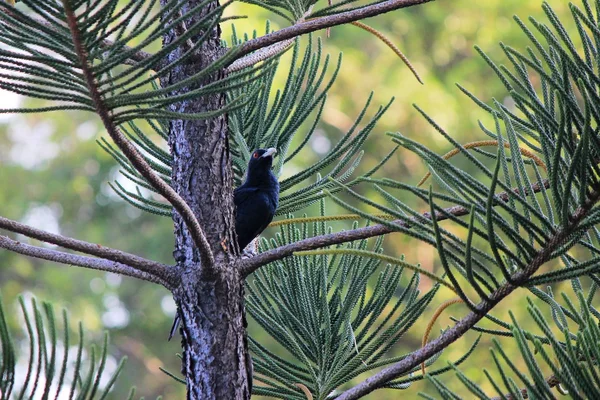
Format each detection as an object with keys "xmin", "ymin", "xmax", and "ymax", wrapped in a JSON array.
[{"xmin": 160, "ymin": 1, "xmax": 250, "ymax": 398}]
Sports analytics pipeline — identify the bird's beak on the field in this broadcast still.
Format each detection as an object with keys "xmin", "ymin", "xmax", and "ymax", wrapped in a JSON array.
[{"xmin": 261, "ymin": 148, "xmax": 277, "ymax": 158}]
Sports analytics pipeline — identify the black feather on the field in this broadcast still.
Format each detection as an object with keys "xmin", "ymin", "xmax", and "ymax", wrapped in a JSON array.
[{"xmin": 234, "ymin": 148, "xmax": 279, "ymax": 250}]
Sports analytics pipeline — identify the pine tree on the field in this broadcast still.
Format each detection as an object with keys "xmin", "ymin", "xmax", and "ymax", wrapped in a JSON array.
[{"xmin": 1, "ymin": 0, "xmax": 600, "ymax": 399}]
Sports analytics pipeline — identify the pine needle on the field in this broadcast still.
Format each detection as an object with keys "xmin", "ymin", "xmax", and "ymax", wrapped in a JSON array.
[
  {"xmin": 295, "ymin": 383, "xmax": 313, "ymax": 399},
  {"xmin": 351, "ymin": 21, "xmax": 423, "ymax": 84},
  {"xmin": 417, "ymin": 140, "xmax": 547, "ymax": 187},
  {"xmin": 268, "ymin": 213, "xmax": 395, "ymax": 228}
]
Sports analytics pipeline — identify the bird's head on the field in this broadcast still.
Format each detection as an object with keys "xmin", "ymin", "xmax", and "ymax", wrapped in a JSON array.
[
  {"xmin": 248, "ymin": 148, "xmax": 277, "ymax": 169},
  {"xmin": 244, "ymin": 147, "xmax": 278, "ymax": 185}
]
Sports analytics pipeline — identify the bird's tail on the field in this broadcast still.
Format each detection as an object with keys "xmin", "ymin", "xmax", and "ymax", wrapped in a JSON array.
[{"xmin": 168, "ymin": 314, "xmax": 180, "ymax": 341}]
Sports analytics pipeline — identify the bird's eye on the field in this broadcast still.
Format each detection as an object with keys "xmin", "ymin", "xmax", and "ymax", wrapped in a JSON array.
[{"xmin": 252, "ymin": 152, "xmax": 259, "ymax": 159}]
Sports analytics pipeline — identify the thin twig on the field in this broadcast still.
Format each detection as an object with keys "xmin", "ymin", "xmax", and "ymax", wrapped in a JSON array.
[
  {"xmin": 240, "ymin": 179, "xmax": 550, "ymax": 277},
  {"xmin": 350, "ymin": 21, "xmax": 423, "ymax": 84},
  {"xmin": 336, "ymin": 188, "xmax": 600, "ymax": 400},
  {"xmin": 420, "ymin": 297, "xmax": 463, "ymax": 375},
  {"xmin": 0, "ymin": 215, "xmax": 172, "ymax": 282},
  {"xmin": 62, "ymin": 1, "xmax": 215, "ymax": 270},
  {"xmin": 0, "ymin": 235, "xmax": 171, "ymax": 288},
  {"xmin": 490, "ymin": 375, "xmax": 560, "ymax": 400}
]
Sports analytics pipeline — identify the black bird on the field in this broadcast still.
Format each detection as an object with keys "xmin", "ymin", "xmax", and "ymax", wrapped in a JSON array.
[
  {"xmin": 234, "ymin": 147, "xmax": 279, "ymax": 251},
  {"xmin": 168, "ymin": 148, "xmax": 279, "ymax": 340}
]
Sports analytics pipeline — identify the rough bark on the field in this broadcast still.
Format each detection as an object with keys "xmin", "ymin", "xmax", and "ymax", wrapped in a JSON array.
[{"xmin": 160, "ymin": 1, "xmax": 249, "ymax": 398}]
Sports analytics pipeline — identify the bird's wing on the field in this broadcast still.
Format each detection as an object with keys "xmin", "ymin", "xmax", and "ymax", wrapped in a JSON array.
[
  {"xmin": 234, "ymin": 186, "xmax": 259, "ymax": 206},
  {"xmin": 234, "ymin": 186, "xmax": 261, "ymax": 249}
]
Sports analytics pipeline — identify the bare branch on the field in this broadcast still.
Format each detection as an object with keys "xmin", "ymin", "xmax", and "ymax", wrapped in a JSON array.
[
  {"xmin": 226, "ymin": 6, "xmax": 313, "ymax": 72},
  {"xmin": 0, "ymin": 235, "xmax": 171, "ymax": 288},
  {"xmin": 0, "ymin": 215, "xmax": 172, "ymax": 280},
  {"xmin": 62, "ymin": 1, "xmax": 215, "ymax": 270},
  {"xmin": 99, "ymin": 0, "xmax": 430, "ymax": 72},
  {"xmin": 335, "ymin": 188, "xmax": 600, "ymax": 400},
  {"xmin": 233, "ymin": 0, "xmax": 433, "ymax": 63},
  {"xmin": 240, "ymin": 179, "xmax": 550, "ymax": 277}
]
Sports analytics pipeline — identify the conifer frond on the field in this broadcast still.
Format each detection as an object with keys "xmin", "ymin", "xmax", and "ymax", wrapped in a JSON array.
[
  {"xmin": 239, "ymin": 0, "xmax": 397, "ymax": 23},
  {"xmin": 350, "ymin": 20, "xmax": 423, "ymax": 84},
  {"xmin": 295, "ymin": 248, "xmax": 455, "ymax": 292},
  {"xmin": 327, "ymin": 0, "xmax": 600, "ymax": 338},
  {"xmin": 0, "ymin": 0, "xmax": 274, "ymax": 126},
  {"xmin": 426, "ymin": 292, "xmax": 600, "ymax": 399},
  {"xmin": 246, "ymin": 204, "xmax": 473, "ymax": 399},
  {"xmin": 417, "ymin": 140, "xmax": 547, "ymax": 187},
  {"xmin": 0, "ymin": 293, "xmax": 127, "ymax": 399},
  {"xmin": 308, "ymin": 8, "xmax": 600, "ymax": 396}
]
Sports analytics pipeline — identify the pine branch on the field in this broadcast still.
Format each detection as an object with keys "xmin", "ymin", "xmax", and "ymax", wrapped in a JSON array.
[
  {"xmin": 5, "ymin": 0, "xmax": 428, "ymax": 77},
  {"xmin": 0, "ymin": 6, "xmax": 158, "ymax": 68},
  {"xmin": 0, "ymin": 235, "xmax": 170, "ymax": 288},
  {"xmin": 6, "ymin": 0, "xmax": 428, "ymax": 77},
  {"xmin": 240, "ymin": 179, "xmax": 550, "ymax": 277},
  {"xmin": 227, "ymin": 6, "xmax": 314, "ymax": 72},
  {"xmin": 336, "ymin": 188, "xmax": 600, "ymax": 400},
  {"xmin": 233, "ymin": 0, "xmax": 432, "ymax": 63},
  {"xmin": 0, "ymin": 215, "xmax": 172, "ymax": 282},
  {"xmin": 62, "ymin": 0, "xmax": 215, "ymax": 271}
]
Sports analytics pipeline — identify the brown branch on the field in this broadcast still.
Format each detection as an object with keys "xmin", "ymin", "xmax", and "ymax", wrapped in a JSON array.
[
  {"xmin": 0, "ymin": 215, "xmax": 172, "ymax": 283},
  {"xmin": 233, "ymin": 0, "xmax": 433, "ymax": 63},
  {"xmin": 240, "ymin": 179, "xmax": 550, "ymax": 277},
  {"xmin": 62, "ymin": 1, "xmax": 215, "ymax": 271},
  {"xmin": 336, "ymin": 188, "xmax": 600, "ymax": 400},
  {"xmin": 490, "ymin": 375, "xmax": 560, "ymax": 400},
  {"xmin": 226, "ymin": 6, "xmax": 312, "ymax": 72},
  {"xmin": 0, "ymin": 235, "xmax": 171, "ymax": 288}
]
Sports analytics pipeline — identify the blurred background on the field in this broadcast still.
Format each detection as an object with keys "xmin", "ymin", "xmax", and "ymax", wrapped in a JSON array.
[{"xmin": 0, "ymin": 0, "xmax": 576, "ymax": 398}]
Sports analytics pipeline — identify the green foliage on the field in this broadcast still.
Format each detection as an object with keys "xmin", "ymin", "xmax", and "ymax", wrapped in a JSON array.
[
  {"xmin": 339, "ymin": 0, "xmax": 600, "ymax": 396},
  {"xmin": 0, "ymin": 0, "xmax": 261, "ymax": 122},
  {"xmin": 3, "ymin": 0, "xmax": 600, "ymax": 398},
  {"xmin": 0, "ymin": 1, "xmax": 399, "ymax": 217},
  {"xmin": 428, "ymin": 292, "xmax": 600, "ymax": 399},
  {"xmin": 246, "ymin": 201, "xmax": 480, "ymax": 399},
  {"xmin": 105, "ymin": 39, "xmax": 396, "ymax": 217},
  {"xmin": 239, "ymin": 0, "xmax": 394, "ymax": 23},
  {"xmin": 324, "ymin": 0, "xmax": 600, "ymax": 336},
  {"xmin": 0, "ymin": 293, "xmax": 129, "ymax": 399}
]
